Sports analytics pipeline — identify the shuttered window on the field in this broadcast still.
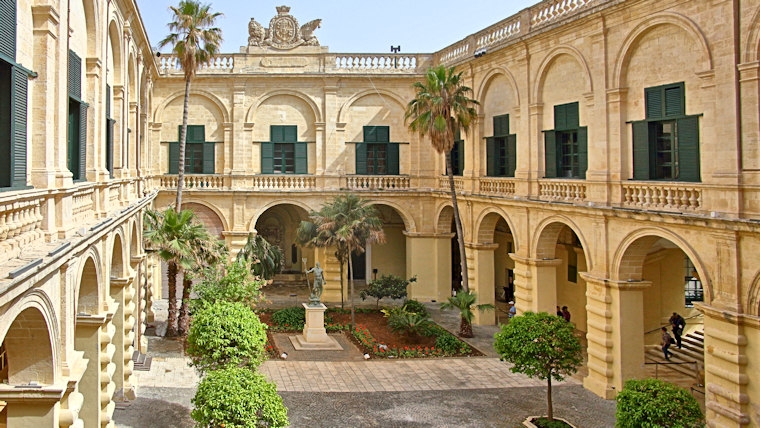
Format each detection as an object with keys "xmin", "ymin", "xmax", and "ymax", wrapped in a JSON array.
[
  {"xmin": 447, "ymin": 130, "xmax": 464, "ymax": 176},
  {"xmin": 262, "ymin": 125, "xmax": 306, "ymax": 174},
  {"xmin": 168, "ymin": 125, "xmax": 215, "ymax": 174},
  {"xmin": 633, "ymin": 82, "xmax": 700, "ymax": 182},
  {"xmin": 105, "ymin": 84, "xmax": 114, "ymax": 178},
  {"xmin": 0, "ymin": 0, "xmax": 16, "ymax": 62},
  {"xmin": 355, "ymin": 126, "xmax": 399, "ymax": 175},
  {"xmin": 486, "ymin": 114, "xmax": 517, "ymax": 177},
  {"xmin": 544, "ymin": 102, "xmax": 586, "ymax": 179},
  {"xmin": 67, "ymin": 50, "xmax": 87, "ymax": 181}
]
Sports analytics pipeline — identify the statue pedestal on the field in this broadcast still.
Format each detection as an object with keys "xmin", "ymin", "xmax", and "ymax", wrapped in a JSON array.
[{"xmin": 288, "ymin": 303, "xmax": 343, "ymax": 350}]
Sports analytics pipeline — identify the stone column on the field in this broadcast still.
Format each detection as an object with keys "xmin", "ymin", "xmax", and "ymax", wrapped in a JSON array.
[
  {"xmin": 468, "ymin": 242, "xmax": 498, "ymax": 325},
  {"xmin": 74, "ymin": 315, "xmax": 105, "ymax": 427},
  {"xmin": 699, "ymin": 304, "xmax": 752, "ymax": 426},
  {"xmin": 526, "ymin": 102, "xmax": 544, "ymax": 197},
  {"xmin": 510, "ymin": 254, "xmax": 561, "ymax": 314},
  {"xmin": 0, "ymin": 387, "xmax": 65, "ymax": 427},
  {"xmin": 109, "ymin": 276, "xmax": 136, "ymax": 401},
  {"xmin": 404, "ymin": 232, "xmax": 452, "ymax": 302},
  {"xmin": 112, "ymin": 86, "xmax": 125, "ymax": 178}
]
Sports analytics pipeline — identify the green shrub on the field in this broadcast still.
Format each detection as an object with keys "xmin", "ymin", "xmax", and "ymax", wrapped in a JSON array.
[
  {"xmin": 382, "ymin": 306, "xmax": 432, "ymax": 336},
  {"xmin": 191, "ymin": 260, "xmax": 265, "ymax": 312},
  {"xmin": 271, "ymin": 306, "xmax": 306, "ymax": 330},
  {"xmin": 615, "ymin": 378, "xmax": 704, "ymax": 428},
  {"xmin": 402, "ymin": 299, "xmax": 428, "ymax": 317},
  {"xmin": 434, "ymin": 330, "xmax": 471, "ymax": 355},
  {"xmin": 186, "ymin": 301, "xmax": 267, "ymax": 374},
  {"xmin": 191, "ymin": 366, "xmax": 289, "ymax": 428},
  {"xmin": 360, "ymin": 274, "xmax": 417, "ymax": 307}
]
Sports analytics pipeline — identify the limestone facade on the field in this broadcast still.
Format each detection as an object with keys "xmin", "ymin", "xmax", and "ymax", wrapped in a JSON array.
[{"xmin": 2, "ymin": 0, "xmax": 760, "ymax": 427}]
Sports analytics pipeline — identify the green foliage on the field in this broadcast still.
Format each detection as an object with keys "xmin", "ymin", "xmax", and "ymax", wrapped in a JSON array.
[
  {"xmin": 434, "ymin": 330, "xmax": 471, "ymax": 355},
  {"xmin": 186, "ymin": 301, "xmax": 267, "ymax": 374},
  {"xmin": 440, "ymin": 290, "xmax": 494, "ymax": 337},
  {"xmin": 270, "ymin": 306, "xmax": 306, "ymax": 330},
  {"xmin": 494, "ymin": 311, "xmax": 583, "ymax": 421},
  {"xmin": 531, "ymin": 417, "xmax": 573, "ymax": 428},
  {"xmin": 191, "ymin": 366, "xmax": 289, "ymax": 428},
  {"xmin": 402, "ymin": 299, "xmax": 428, "ymax": 317},
  {"xmin": 237, "ymin": 233, "xmax": 284, "ymax": 280},
  {"xmin": 382, "ymin": 306, "xmax": 432, "ymax": 336},
  {"xmin": 615, "ymin": 378, "xmax": 704, "ymax": 428},
  {"xmin": 360, "ymin": 275, "xmax": 417, "ymax": 307},
  {"xmin": 192, "ymin": 259, "xmax": 265, "ymax": 312}
]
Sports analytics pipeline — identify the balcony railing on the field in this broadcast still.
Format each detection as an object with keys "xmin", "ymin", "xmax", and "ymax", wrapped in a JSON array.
[
  {"xmin": 539, "ymin": 179, "xmax": 587, "ymax": 202},
  {"xmin": 438, "ymin": 176, "xmax": 464, "ymax": 192},
  {"xmin": 344, "ymin": 176, "xmax": 410, "ymax": 190},
  {"xmin": 622, "ymin": 182, "xmax": 702, "ymax": 211},
  {"xmin": 479, "ymin": 178, "xmax": 517, "ymax": 196}
]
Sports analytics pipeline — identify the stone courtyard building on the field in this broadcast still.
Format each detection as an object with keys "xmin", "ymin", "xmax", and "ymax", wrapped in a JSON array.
[{"xmin": 1, "ymin": 0, "xmax": 759, "ymax": 426}]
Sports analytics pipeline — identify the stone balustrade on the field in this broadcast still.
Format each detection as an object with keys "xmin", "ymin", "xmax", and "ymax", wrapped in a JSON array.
[
  {"xmin": 72, "ymin": 184, "xmax": 97, "ymax": 225},
  {"xmin": 622, "ymin": 182, "xmax": 702, "ymax": 211},
  {"xmin": 0, "ymin": 190, "xmax": 45, "ymax": 252},
  {"xmin": 479, "ymin": 178, "xmax": 517, "ymax": 196},
  {"xmin": 530, "ymin": 0, "xmax": 597, "ymax": 29},
  {"xmin": 539, "ymin": 179, "xmax": 587, "ymax": 202},
  {"xmin": 438, "ymin": 176, "xmax": 464, "ymax": 192},
  {"xmin": 159, "ymin": 55, "xmax": 235, "ymax": 74},
  {"xmin": 344, "ymin": 175, "xmax": 410, "ymax": 190},
  {"xmin": 251, "ymin": 175, "xmax": 316, "ymax": 190},
  {"xmin": 328, "ymin": 54, "xmax": 428, "ymax": 72}
]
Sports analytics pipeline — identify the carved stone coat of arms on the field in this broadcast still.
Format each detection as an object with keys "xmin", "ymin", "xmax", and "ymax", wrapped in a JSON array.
[{"xmin": 248, "ymin": 5, "xmax": 321, "ymax": 50}]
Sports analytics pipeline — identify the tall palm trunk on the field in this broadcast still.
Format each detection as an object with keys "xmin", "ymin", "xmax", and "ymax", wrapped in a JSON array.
[
  {"xmin": 348, "ymin": 245, "xmax": 356, "ymax": 329},
  {"xmin": 178, "ymin": 274, "xmax": 192, "ymax": 336},
  {"xmin": 175, "ymin": 77, "xmax": 191, "ymax": 212},
  {"xmin": 446, "ymin": 150, "xmax": 469, "ymax": 292},
  {"xmin": 166, "ymin": 261, "xmax": 179, "ymax": 337},
  {"xmin": 339, "ymin": 258, "xmax": 345, "ymax": 309}
]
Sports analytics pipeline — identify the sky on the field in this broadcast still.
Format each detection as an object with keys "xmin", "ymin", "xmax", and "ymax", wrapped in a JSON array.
[{"xmin": 136, "ymin": 1, "xmax": 538, "ymax": 54}]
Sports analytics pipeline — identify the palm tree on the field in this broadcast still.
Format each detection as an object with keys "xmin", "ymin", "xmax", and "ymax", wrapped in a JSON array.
[
  {"xmin": 144, "ymin": 208, "xmax": 198, "ymax": 337},
  {"xmin": 158, "ymin": 0, "xmax": 222, "ymax": 212},
  {"xmin": 440, "ymin": 290, "xmax": 494, "ymax": 338},
  {"xmin": 297, "ymin": 220, "xmax": 349, "ymax": 308},
  {"xmin": 237, "ymin": 233, "xmax": 284, "ymax": 280},
  {"xmin": 405, "ymin": 65, "xmax": 479, "ymax": 292},
  {"xmin": 297, "ymin": 194, "xmax": 385, "ymax": 327}
]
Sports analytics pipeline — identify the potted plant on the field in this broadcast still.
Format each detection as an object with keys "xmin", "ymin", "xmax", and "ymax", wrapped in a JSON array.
[{"xmin": 494, "ymin": 311, "xmax": 582, "ymax": 427}]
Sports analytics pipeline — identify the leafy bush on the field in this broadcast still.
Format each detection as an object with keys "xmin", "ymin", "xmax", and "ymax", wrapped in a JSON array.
[
  {"xmin": 615, "ymin": 378, "xmax": 704, "ymax": 428},
  {"xmin": 186, "ymin": 301, "xmax": 267, "ymax": 374},
  {"xmin": 191, "ymin": 366, "xmax": 289, "ymax": 428},
  {"xmin": 270, "ymin": 306, "xmax": 306, "ymax": 330},
  {"xmin": 382, "ymin": 306, "xmax": 432, "ymax": 337},
  {"xmin": 494, "ymin": 311, "xmax": 582, "ymax": 422},
  {"xmin": 360, "ymin": 274, "xmax": 417, "ymax": 307},
  {"xmin": 434, "ymin": 330, "xmax": 471, "ymax": 355},
  {"xmin": 191, "ymin": 260, "xmax": 265, "ymax": 312},
  {"xmin": 402, "ymin": 299, "xmax": 429, "ymax": 317}
]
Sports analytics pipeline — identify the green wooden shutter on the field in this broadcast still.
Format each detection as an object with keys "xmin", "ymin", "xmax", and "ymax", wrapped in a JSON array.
[
  {"xmin": 493, "ymin": 115, "xmax": 509, "ymax": 137},
  {"xmin": 294, "ymin": 142, "xmax": 307, "ymax": 174},
  {"xmin": 355, "ymin": 142, "xmax": 367, "ymax": 174},
  {"xmin": 284, "ymin": 125, "xmax": 297, "ymax": 142},
  {"xmin": 10, "ymin": 65, "xmax": 26, "ymax": 187},
  {"xmin": 677, "ymin": 116, "xmax": 700, "ymax": 182},
  {"xmin": 0, "ymin": 0, "xmax": 16, "ymax": 61},
  {"xmin": 454, "ymin": 140, "xmax": 464, "ymax": 175},
  {"xmin": 631, "ymin": 121, "xmax": 650, "ymax": 180},
  {"xmin": 544, "ymin": 131, "xmax": 557, "ymax": 178},
  {"xmin": 363, "ymin": 126, "xmax": 374, "ymax": 142},
  {"xmin": 68, "ymin": 50, "xmax": 81, "ymax": 99},
  {"xmin": 578, "ymin": 126, "xmax": 588, "ymax": 179},
  {"xmin": 554, "ymin": 104, "xmax": 567, "ymax": 130},
  {"xmin": 184, "ymin": 125, "xmax": 204, "ymax": 143},
  {"xmin": 376, "ymin": 126, "xmax": 390, "ymax": 142},
  {"xmin": 78, "ymin": 102, "xmax": 87, "ymax": 181},
  {"xmin": 387, "ymin": 143, "xmax": 399, "ymax": 175},
  {"xmin": 270, "ymin": 125, "xmax": 284, "ymax": 143},
  {"xmin": 506, "ymin": 134, "xmax": 517, "ymax": 177},
  {"xmin": 664, "ymin": 84, "xmax": 684, "ymax": 117},
  {"xmin": 105, "ymin": 84, "xmax": 111, "ymax": 118},
  {"xmin": 261, "ymin": 142, "xmax": 274, "ymax": 173},
  {"xmin": 554, "ymin": 103, "xmax": 579, "ymax": 131},
  {"xmin": 486, "ymin": 137, "xmax": 496, "ymax": 176},
  {"xmin": 202, "ymin": 142, "xmax": 215, "ymax": 174},
  {"xmin": 168, "ymin": 142, "xmax": 179, "ymax": 174},
  {"xmin": 645, "ymin": 87, "xmax": 662, "ymax": 120},
  {"xmin": 106, "ymin": 118, "xmax": 115, "ymax": 178}
]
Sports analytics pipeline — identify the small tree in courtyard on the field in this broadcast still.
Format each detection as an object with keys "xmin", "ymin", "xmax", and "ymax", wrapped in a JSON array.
[
  {"xmin": 616, "ymin": 378, "xmax": 704, "ymax": 428},
  {"xmin": 360, "ymin": 274, "xmax": 417, "ymax": 307},
  {"xmin": 494, "ymin": 311, "xmax": 582, "ymax": 424},
  {"xmin": 440, "ymin": 290, "xmax": 494, "ymax": 338}
]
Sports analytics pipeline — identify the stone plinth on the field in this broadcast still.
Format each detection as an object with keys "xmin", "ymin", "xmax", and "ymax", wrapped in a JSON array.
[{"xmin": 288, "ymin": 303, "xmax": 342, "ymax": 350}]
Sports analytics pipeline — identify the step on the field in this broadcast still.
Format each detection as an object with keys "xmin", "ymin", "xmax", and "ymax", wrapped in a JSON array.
[{"xmin": 645, "ymin": 347, "xmax": 700, "ymax": 379}]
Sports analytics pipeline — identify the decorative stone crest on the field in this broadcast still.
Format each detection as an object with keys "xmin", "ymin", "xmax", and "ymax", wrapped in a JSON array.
[{"xmin": 248, "ymin": 5, "xmax": 321, "ymax": 50}]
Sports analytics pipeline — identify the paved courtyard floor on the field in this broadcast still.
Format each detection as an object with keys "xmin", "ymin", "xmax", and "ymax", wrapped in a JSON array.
[{"xmin": 113, "ymin": 284, "xmax": 617, "ymax": 427}]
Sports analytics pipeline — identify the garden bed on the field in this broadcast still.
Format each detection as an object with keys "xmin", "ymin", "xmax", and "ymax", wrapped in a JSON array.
[{"xmin": 258, "ymin": 307, "xmax": 483, "ymax": 358}]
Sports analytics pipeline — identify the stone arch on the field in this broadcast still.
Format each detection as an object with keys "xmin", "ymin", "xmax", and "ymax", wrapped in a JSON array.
[
  {"xmin": 128, "ymin": 51, "xmax": 138, "ymax": 106},
  {"xmin": 533, "ymin": 216, "xmax": 593, "ymax": 271},
  {"xmin": 533, "ymin": 45, "xmax": 593, "ymax": 104},
  {"xmin": 0, "ymin": 291, "xmax": 59, "ymax": 385},
  {"xmin": 76, "ymin": 253, "xmax": 102, "ymax": 315},
  {"xmin": 110, "ymin": 230, "xmax": 127, "ymax": 279},
  {"xmin": 154, "ymin": 89, "xmax": 230, "ymax": 124},
  {"xmin": 748, "ymin": 272, "xmax": 760, "ymax": 316},
  {"xmin": 81, "ymin": 0, "xmax": 98, "ymax": 58},
  {"xmin": 744, "ymin": 7, "xmax": 760, "ymax": 63},
  {"xmin": 107, "ymin": 19, "xmax": 123, "ymax": 86},
  {"xmin": 474, "ymin": 208, "xmax": 519, "ymax": 252},
  {"xmin": 182, "ymin": 201, "xmax": 227, "ymax": 238},
  {"xmin": 366, "ymin": 199, "xmax": 415, "ymax": 233},
  {"xmin": 248, "ymin": 199, "xmax": 313, "ymax": 231},
  {"xmin": 246, "ymin": 90, "xmax": 322, "ymax": 124},
  {"xmin": 613, "ymin": 228, "xmax": 713, "ymax": 302},
  {"xmin": 475, "ymin": 66, "xmax": 521, "ymax": 109},
  {"xmin": 613, "ymin": 12, "xmax": 713, "ymax": 88},
  {"xmin": 435, "ymin": 205, "xmax": 455, "ymax": 235},
  {"xmin": 130, "ymin": 218, "xmax": 140, "ymax": 259},
  {"xmin": 336, "ymin": 88, "xmax": 407, "ymax": 124}
]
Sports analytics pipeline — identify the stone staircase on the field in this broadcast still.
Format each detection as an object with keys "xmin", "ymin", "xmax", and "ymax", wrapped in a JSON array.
[{"xmin": 645, "ymin": 330, "xmax": 704, "ymax": 388}]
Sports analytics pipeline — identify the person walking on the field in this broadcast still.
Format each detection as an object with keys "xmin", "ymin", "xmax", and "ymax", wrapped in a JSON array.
[
  {"xmin": 508, "ymin": 301, "xmax": 516, "ymax": 319},
  {"xmin": 669, "ymin": 312, "xmax": 686, "ymax": 349},
  {"xmin": 661, "ymin": 326, "xmax": 674, "ymax": 360}
]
